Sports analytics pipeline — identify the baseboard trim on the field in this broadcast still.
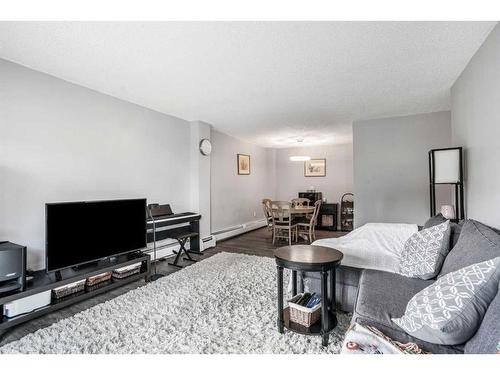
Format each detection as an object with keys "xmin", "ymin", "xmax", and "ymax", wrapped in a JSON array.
[{"xmin": 212, "ymin": 219, "xmax": 267, "ymax": 242}]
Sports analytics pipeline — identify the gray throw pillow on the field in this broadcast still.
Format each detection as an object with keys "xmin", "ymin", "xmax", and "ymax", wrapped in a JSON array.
[
  {"xmin": 439, "ymin": 219, "xmax": 500, "ymax": 276},
  {"xmin": 465, "ymin": 284, "xmax": 500, "ymax": 353},
  {"xmin": 423, "ymin": 214, "xmax": 463, "ymax": 250},
  {"xmin": 393, "ymin": 257, "xmax": 500, "ymax": 345},
  {"xmin": 399, "ymin": 221, "xmax": 451, "ymax": 280}
]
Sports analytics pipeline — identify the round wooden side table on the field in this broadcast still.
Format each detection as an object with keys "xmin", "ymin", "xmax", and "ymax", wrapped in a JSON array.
[{"xmin": 274, "ymin": 245, "xmax": 343, "ymax": 346}]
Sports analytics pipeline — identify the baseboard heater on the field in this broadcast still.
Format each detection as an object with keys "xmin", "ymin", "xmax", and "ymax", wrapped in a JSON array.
[
  {"xmin": 212, "ymin": 220, "xmax": 267, "ymax": 242},
  {"xmin": 201, "ymin": 235, "xmax": 216, "ymax": 250},
  {"xmin": 212, "ymin": 225, "xmax": 244, "ymax": 236}
]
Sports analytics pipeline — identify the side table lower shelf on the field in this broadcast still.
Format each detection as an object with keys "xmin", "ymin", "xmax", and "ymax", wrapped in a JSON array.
[{"xmin": 283, "ymin": 307, "xmax": 338, "ymax": 336}]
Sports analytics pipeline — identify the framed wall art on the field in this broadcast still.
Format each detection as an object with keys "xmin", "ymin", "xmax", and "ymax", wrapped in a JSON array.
[
  {"xmin": 237, "ymin": 154, "xmax": 251, "ymax": 175},
  {"xmin": 304, "ymin": 159, "xmax": 326, "ymax": 177}
]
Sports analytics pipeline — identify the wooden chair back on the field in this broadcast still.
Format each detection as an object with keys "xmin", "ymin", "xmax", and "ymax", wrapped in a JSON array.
[
  {"xmin": 291, "ymin": 198, "xmax": 310, "ymax": 208},
  {"xmin": 310, "ymin": 200, "xmax": 322, "ymax": 225},
  {"xmin": 271, "ymin": 201, "xmax": 292, "ymax": 223},
  {"xmin": 262, "ymin": 198, "xmax": 273, "ymax": 225}
]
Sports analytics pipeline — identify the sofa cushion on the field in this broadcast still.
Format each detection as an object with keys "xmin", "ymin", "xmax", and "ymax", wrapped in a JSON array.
[
  {"xmin": 353, "ymin": 269, "xmax": 463, "ymax": 354},
  {"xmin": 423, "ymin": 213, "xmax": 446, "ymax": 228},
  {"xmin": 399, "ymin": 220, "xmax": 450, "ymax": 279},
  {"xmin": 449, "ymin": 221, "xmax": 464, "ymax": 249},
  {"xmin": 465, "ymin": 284, "xmax": 500, "ymax": 354},
  {"xmin": 393, "ymin": 257, "xmax": 500, "ymax": 345},
  {"xmin": 354, "ymin": 269, "xmax": 432, "ymax": 331},
  {"xmin": 440, "ymin": 219, "xmax": 500, "ymax": 276}
]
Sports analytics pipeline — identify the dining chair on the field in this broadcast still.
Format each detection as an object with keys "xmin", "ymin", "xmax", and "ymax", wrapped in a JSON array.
[
  {"xmin": 270, "ymin": 201, "xmax": 298, "ymax": 246},
  {"xmin": 291, "ymin": 198, "xmax": 310, "ymax": 208},
  {"xmin": 262, "ymin": 198, "xmax": 273, "ymax": 231},
  {"xmin": 291, "ymin": 197, "xmax": 312, "ymax": 222},
  {"xmin": 297, "ymin": 200, "xmax": 322, "ymax": 244}
]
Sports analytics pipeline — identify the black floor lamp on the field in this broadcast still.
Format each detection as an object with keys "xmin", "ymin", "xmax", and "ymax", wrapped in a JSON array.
[
  {"xmin": 147, "ymin": 204, "xmax": 166, "ymax": 281},
  {"xmin": 428, "ymin": 147, "xmax": 465, "ymax": 221}
]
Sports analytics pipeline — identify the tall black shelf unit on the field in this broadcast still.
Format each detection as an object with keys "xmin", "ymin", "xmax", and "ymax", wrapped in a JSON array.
[
  {"xmin": 428, "ymin": 147, "xmax": 465, "ymax": 221},
  {"xmin": 340, "ymin": 193, "xmax": 354, "ymax": 232}
]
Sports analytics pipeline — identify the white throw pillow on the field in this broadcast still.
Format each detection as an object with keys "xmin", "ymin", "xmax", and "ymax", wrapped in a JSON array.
[
  {"xmin": 393, "ymin": 257, "xmax": 500, "ymax": 345},
  {"xmin": 399, "ymin": 220, "xmax": 450, "ymax": 279}
]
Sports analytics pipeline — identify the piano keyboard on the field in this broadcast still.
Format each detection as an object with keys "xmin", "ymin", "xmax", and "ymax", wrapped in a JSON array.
[{"xmin": 147, "ymin": 212, "xmax": 199, "ymax": 224}]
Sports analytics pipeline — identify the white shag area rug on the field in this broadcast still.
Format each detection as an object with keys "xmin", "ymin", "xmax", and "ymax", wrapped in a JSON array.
[{"xmin": 0, "ymin": 252, "xmax": 351, "ymax": 354}]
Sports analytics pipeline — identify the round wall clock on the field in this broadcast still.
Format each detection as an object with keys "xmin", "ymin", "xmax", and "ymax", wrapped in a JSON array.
[{"xmin": 199, "ymin": 138, "xmax": 212, "ymax": 156}]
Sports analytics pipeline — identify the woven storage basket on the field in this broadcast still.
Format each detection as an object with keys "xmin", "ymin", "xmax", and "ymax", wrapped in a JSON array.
[
  {"xmin": 52, "ymin": 279, "xmax": 86, "ymax": 300},
  {"xmin": 288, "ymin": 294, "xmax": 321, "ymax": 327},
  {"xmin": 112, "ymin": 267, "xmax": 140, "ymax": 279},
  {"xmin": 86, "ymin": 271, "xmax": 112, "ymax": 287}
]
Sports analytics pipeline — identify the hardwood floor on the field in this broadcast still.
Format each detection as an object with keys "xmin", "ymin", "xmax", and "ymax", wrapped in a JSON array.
[
  {"xmin": 208, "ymin": 227, "xmax": 345, "ymax": 258},
  {"xmin": 0, "ymin": 227, "xmax": 345, "ymax": 346}
]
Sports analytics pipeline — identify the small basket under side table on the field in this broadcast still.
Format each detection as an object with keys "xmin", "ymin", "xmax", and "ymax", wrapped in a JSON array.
[{"xmin": 274, "ymin": 245, "xmax": 343, "ymax": 347}]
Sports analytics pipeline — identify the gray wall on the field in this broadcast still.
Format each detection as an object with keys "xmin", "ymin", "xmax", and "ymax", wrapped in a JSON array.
[
  {"xmin": 275, "ymin": 143, "xmax": 353, "ymax": 210},
  {"xmin": 0, "ymin": 59, "xmax": 192, "ymax": 269},
  {"xmin": 210, "ymin": 130, "xmax": 275, "ymax": 233},
  {"xmin": 353, "ymin": 111, "xmax": 451, "ymax": 227},
  {"xmin": 451, "ymin": 24, "xmax": 500, "ymax": 228}
]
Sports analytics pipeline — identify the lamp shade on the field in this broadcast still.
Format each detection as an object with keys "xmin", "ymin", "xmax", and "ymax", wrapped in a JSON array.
[
  {"xmin": 433, "ymin": 148, "xmax": 461, "ymax": 183},
  {"xmin": 441, "ymin": 205, "xmax": 456, "ymax": 220}
]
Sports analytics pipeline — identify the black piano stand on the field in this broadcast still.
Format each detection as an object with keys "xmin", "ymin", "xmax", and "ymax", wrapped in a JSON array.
[{"xmin": 168, "ymin": 232, "xmax": 200, "ymax": 268}]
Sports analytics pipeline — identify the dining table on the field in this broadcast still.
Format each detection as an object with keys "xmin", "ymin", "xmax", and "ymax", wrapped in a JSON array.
[
  {"xmin": 271, "ymin": 206, "xmax": 314, "ymax": 216},
  {"xmin": 289, "ymin": 206, "xmax": 314, "ymax": 215},
  {"xmin": 270, "ymin": 205, "xmax": 314, "ymax": 217}
]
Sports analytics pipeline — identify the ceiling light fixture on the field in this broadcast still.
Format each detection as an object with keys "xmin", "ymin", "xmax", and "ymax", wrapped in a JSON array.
[
  {"xmin": 290, "ymin": 155, "xmax": 311, "ymax": 162},
  {"xmin": 289, "ymin": 138, "xmax": 310, "ymax": 161}
]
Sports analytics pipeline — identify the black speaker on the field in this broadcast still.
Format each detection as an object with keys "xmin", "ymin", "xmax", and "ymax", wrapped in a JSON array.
[{"xmin": 0, "ymin": 242, "xmax": 26, "ymax": 294}]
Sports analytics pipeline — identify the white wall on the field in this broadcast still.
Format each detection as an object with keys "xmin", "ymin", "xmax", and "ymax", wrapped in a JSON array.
[
  {"xmin": 210, "ymin": 130, "xmax": 275, "ymax": 233},
  {"xmin": 0, "ymin": 59, "xmax": 193, "ymax": 269},
  {"xmin": 274, "ymin": 144, "xmax": 353, "ymax": 207},
  {"xmin": 189, "ymin": 121, "xmax": 212, "ymax": 240},
  {"xmin": 210, "ymin": 136, "xmax": 354, "ymax": 233},
  {"xmin": 451, "ymin": 24, "xmax": 500, "ymax": 229},
  {"xmin": 353, "ymin": 111, "xmax": 451, "ymax": 227}
]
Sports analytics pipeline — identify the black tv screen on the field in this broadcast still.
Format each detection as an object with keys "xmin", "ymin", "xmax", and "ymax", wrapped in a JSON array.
[{"xmin": 46, "ymin": 199, "xmax": 147, "ymax": 272}]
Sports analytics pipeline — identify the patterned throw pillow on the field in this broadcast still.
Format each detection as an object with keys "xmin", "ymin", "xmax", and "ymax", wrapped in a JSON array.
[
  {"xmin": 399, "ymin": 220, "xmax": 451, "ymax": 279},
  {"xmin": 392, "ymin": 257, "xmax": 500, "ymax": 345}
]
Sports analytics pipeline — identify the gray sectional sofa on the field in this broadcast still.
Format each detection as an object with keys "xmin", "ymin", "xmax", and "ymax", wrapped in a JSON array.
[
  {"xmin": 352, "ymin": 217, "xmax": 500, "ymax": 354},
  {"xmin": 305, "ymin": 216, "xmax": 500, "ymax": 354}
]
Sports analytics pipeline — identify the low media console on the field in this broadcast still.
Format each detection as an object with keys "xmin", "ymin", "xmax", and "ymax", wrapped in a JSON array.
[{"xmin": 0, "ymin": 251, "xmax": 151, "ymax": 340}]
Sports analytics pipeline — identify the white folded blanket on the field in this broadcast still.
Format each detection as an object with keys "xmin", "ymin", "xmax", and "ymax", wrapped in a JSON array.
[{"xmin": 313, "ymin": 223, "xmax": 418, "ymax": 273}]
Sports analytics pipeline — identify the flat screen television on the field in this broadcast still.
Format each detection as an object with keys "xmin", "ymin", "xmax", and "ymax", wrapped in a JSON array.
[{"xmin": 46, "ymin": 199, "xmax": 147, "ymax": 272}]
